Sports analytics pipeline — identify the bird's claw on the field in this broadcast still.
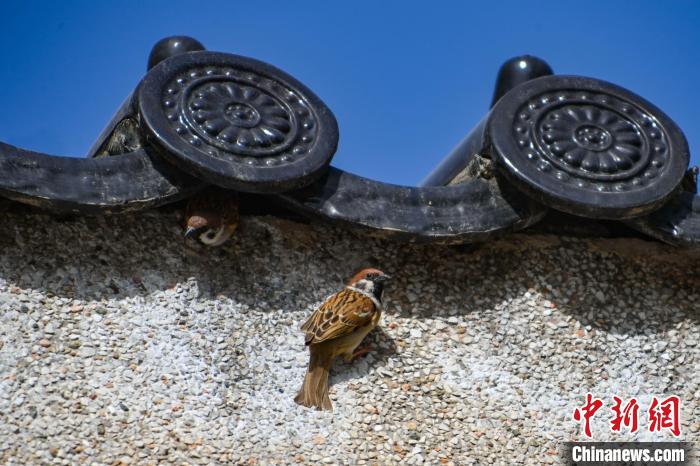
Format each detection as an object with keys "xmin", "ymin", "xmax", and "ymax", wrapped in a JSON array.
[{"xmin": 346, "ymin": 346, "xmax": 371, "ymax": 362}]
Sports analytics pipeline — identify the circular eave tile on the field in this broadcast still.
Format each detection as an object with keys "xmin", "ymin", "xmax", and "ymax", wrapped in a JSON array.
[
  {"xmin": 488, "ymin": 75, "xmax": 689, "ymax": 219},
  {"xmin": 138, "ymin": 51, "xmax": 339, "ymax": 193}
]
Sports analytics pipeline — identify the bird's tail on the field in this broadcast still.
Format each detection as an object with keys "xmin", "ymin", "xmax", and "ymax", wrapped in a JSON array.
[{"xmin": 294, "ymin": 345, "xmax": 334, "ymax": 411}]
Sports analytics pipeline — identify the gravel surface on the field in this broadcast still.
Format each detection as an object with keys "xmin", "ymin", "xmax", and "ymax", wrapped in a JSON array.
[{"xmin": 0, "ymin": 208, "xmax": 698, "ymax": 465}]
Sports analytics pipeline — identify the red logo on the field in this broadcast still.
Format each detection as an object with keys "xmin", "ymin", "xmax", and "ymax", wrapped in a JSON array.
[
  {"xmin": 610, "ymin": 396, "xmax": 639, "ymax": 433},
  {"xmin": 573, "ymin": 393, "xmax": 603, "ymax": 438},
  {"xmin": 648, "ymin": 395, "xmax": 681, "ymax": 437},
  {"xmin": 573, "ymin": 394, "xmax": 681, "ymax": 438}
]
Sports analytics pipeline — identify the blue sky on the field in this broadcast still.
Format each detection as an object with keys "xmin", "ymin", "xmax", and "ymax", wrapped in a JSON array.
[{"xmin": 1, "ymin": 1, "xmax": 698, "ymax": 185}]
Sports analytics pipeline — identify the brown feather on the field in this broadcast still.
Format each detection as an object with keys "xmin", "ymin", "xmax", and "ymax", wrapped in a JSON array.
[
  {"xmin": 347, "ymin": 267, "xmax": 385, "ymax": 286},
  {"xmin": 185, "ymin": 188, "xmax": 239, "ymax": 230},
  {"xmin": 294, "ymin": 343, "xmax": 334, "ymax": 411},
  {"xmin": 296, "ymin": 274, "xmax": 386, "ymax": 412},
  {"xmin": 301, "ymin": 289, "xmax": 377, "ymax": 345}
]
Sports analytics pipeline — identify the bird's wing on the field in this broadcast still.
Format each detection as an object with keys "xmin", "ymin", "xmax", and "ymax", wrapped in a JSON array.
[{"xmin": 301, "ymin": 288, "xmax": 378, "ymax": 345}]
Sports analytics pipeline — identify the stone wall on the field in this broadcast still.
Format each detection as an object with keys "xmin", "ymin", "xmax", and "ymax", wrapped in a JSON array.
[{"xmin": 0, "ymin": 207, "xmax": 698, "ymax": 464}]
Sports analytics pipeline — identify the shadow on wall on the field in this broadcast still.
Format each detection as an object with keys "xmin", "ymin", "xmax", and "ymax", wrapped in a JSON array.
[{"xmin": 1, "ymin": 203, "xmax": 699, "ymax": 343}]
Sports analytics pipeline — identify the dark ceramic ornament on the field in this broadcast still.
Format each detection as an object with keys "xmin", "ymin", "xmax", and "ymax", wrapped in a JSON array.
[
  {"xmin": 488, "ymin": 75, "xmax": 689, "ymax": 219},
  {"xmin": 138, "ymin": 51, "xmax": 339, "ymax": 193},
  {"xmin": 0, "ymin": 38, "xmax": 697, "ymax": 246}
]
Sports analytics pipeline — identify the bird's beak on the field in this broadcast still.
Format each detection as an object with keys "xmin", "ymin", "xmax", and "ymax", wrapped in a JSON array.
[
  {"xmin": 377, "ymin": 273, "xmax": 392, "ymax": 282},
  {"xmin": 184, "ymin": 226, "xmax": 205, "ymax": 239}
]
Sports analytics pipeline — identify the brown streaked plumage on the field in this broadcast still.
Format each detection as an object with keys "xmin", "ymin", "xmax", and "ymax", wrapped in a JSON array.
[
  {"xmin": 295, "ymin": 268, "xmax": 390, "ymax": 411},
  {"xmin": 184, "ymin": 188, "xmax": 239, "ymax": 247}
]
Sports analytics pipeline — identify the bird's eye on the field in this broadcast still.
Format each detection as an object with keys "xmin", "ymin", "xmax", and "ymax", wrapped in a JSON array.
[{"xmin": 206, "ymin": 231, "xmax": 216, "ymax": 239}]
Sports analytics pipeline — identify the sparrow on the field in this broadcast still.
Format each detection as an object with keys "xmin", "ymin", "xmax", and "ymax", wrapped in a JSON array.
[
  {"xmin": 184, "ymin": 188, "xmax": 239, "ymax": 246},
  {"xmin": 295, "ymin": 268, "xmax": 391, "ymax": 411}
]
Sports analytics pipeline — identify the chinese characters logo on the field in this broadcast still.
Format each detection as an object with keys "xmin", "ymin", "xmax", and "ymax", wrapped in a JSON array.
[{"xmin": 573, "ymin": 394, "xmax": 681, "ymax": 438}]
